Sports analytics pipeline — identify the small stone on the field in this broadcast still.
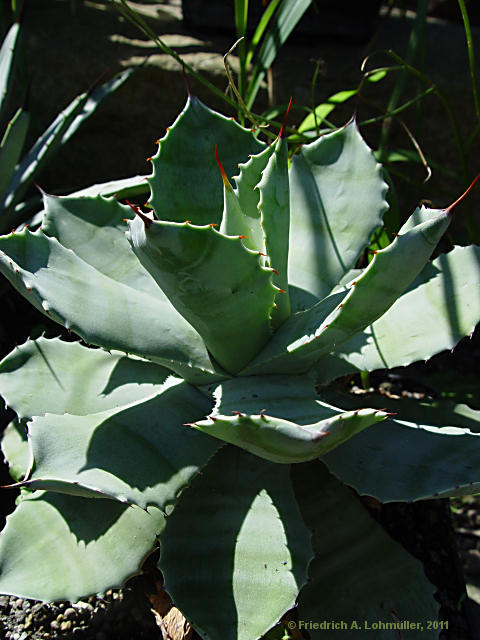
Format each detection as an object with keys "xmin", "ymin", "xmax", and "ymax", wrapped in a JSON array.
[
  {"xmin": 31, "ymin": 603, "xmax": 43, "ymax": 615},
  {"xmin": 21, "ymin": 600, "xmax": 30, "ymax": 611},
  {"xmin": 14, "ymin": 608, "xmax": 25, "ymax": 621},
  {"xmin": 14, "ymin": 598, "xmax": 23, "ymax": 609},
  {"xmin": 0, "ymin": 595, "xmax": 9, "ymax": 609},
  {"xmin": 50, "ymin": 621, "xmax": 59, "ymax": 630},
  {"xmin": 60, "ymin": 620, "xmax": 72, "ymax": 632},
  {"xmin": 23, "ymin": 613, "xmax": 33, "ymax": 630},
  {"xmin": 64, "ymin": 607, "xmax": 76, "ymax": 618},
  {"xmin": 56, "ymin": 613, "xmax": 64, "ymax": 623}
]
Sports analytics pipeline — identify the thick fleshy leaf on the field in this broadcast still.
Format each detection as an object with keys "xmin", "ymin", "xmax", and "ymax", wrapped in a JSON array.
[
  {"xmin": 233, "ymin": 144, "xmax": 274, "ymax": 253},
  {"xmin": 1, "ymin": 419, "xmax": 29, "ymax": 482},
  {"xmin": 148, "ymin": 96, "xmax": 264, "ymax": 226},
  {"xmin": 243, "ymin": 206, "xmax": 453, "ymax": 375},
  {"xmin": 193, "ymin": 375, "xmax": 388, "ymax": 463},
  {"xmin": 41, "ymin": 193, "xmax": 161, "ymax": 297},
  {"xmin": 192, "ymin": 409, "xmax": 388, "ymax": 464},
  {"xmin": 69, "ymin": 174, "xmax": 149, "ymax": 200},
  {"xmin": 315, "ymin": 245, "xmax": 480, "ymax": 380},
  {"xmin": 58, "ymin": 67, "xmax": 136, "ymax": 147},
  {"xmin": 22, "ymin": 378, "xmax": 218, "ymax": 509},
  {"xmin": 257, "ymin": 137, "xmax": 291, "ymax": 327},
  {"xmin": 128, "ymin": 217, "xmax": 276, "ymax": 373},
  {"xmin": 288, "ymin": 121, "xmax": 388, "ymax": 302},
  {"xmin": 293, "ymin": 461, "xmax": 438, "ymax": 638},
  {"xmin": 1, "ymin": 68, "xmax": 136, "ymax": 216},
  {"xmin": 0, "ymin": 229, "xmax": 221, "ymax": 383},
  {"xmin": 321, "ymin": 390, "xmax": 480, "ymax": 501},
  {"xmin": 0, "ymin": 336, "xmax": 170, "ymax": 420},
  {"xmin": 0, "ymin": 23, "xmax": 20, "ymax": 118},
  {"xmin": 0, "ymin": 490, "xmax": 164, "ymax": 602},
  {"xmin": 159, "ymin": 446, "xmax": 311, "ymax": 640},
  {"xmin": 218, "ymin": 175, "xmax": 253, "ymax": 242},
  {"xmin": 0, "ymin": 107, "xmax": 29, "ymax": 200}
]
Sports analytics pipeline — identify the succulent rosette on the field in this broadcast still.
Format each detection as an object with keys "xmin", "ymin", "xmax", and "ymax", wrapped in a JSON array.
[{"xmin": 0, "ymin": 96, "xmax": 479, "ymax": 639}]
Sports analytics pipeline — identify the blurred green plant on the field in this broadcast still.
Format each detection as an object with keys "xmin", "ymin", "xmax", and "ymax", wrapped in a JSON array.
[
  {"xmin": 0, "ymin": 15, "xmax": 143, "ymax": 233},
  {"xmin": 295, "ymin": 0, "xmax": 480, "ymax": 244},
  {"xmin": 112, "ymin": 0, "xmax": 312, "ymax": 127}
]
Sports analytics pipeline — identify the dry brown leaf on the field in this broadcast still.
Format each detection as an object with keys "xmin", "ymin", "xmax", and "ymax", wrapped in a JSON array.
[{"xmin": 149, "ymin": 579, "xmax": 193, "ymax": 640}]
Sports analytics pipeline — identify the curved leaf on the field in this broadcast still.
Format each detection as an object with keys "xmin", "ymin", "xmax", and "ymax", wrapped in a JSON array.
[
  {"xmin": 193, "ymin": 375, "xmax": 388, "ymax": 462},
  {"xmin": 288, "ymin": 121, "xmax": 388, "ymax": 301},
  {"xmin": 0, "ymin": 336, "xmax": 170, "ymax": 420},
  {"xmin": 0, "ymin": 107, "xmax": 29, "ymax": 201},
  {"xmin": 257, "ymin": 137, "xmax": 291, "ymax": 326},
  {"xmin": 0, "ymin": 229, "xmax": 221, "ymax": 383},
  {"xmin": 0, "ymin": 23, "xmax": 20, "ymax": 118},
  {"xmin": 1, "ymin": 67, "xmax": 135, "ymax": 217},
  {"xmin": 23, "ymin": 379, "xmax": 218, "ymax": 510},
  {"xmin": 293, "ymin": 461, "xmax": 438, "ymax": 638},
  {"xmin": 317, "ymin": 245, "xmax": 480, "ymax": 378},
  {"xmin": 148, "ymin": 96, "xmax": 264, "ymax": 226},
  {"xmin": 68, "ymin": 174, "xmax": 149, "ymax": 200},
  {"xmin": 128, "ymin": 217, "xmax": 276, "ymax": 373},
  {"xmin": 244, "ymin": 206, "xmax": 452, "ymax": 375},
  {"xmin": 1, "ymin": 419, "xmax": 29, "ymax": 482},
  {"xmin": 0, "ymin": 490, "xmax": 164, "ymax": 602},
  {"xmin": 321, "ymin": 390, "xmax": 480, "ymax": 501},
  {"xmin": 159, "ymin": 446, "xmax": 311, "ymax": 640},
  {"xmin": 42, "ymin": 192, "xmax": 161, "ymax": 296},
  {"xmin": 232, "ymin": 144, "xmax": 274, "ymax": 253}
]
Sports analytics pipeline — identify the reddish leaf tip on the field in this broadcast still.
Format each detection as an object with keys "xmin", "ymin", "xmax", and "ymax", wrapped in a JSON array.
[
  {"xmin": 279, "ymin": 96, "xmax": 293, "ymax": 139},
  {"xmin": 446, "ymin": 173, "xmax": 480, "ymax": 215},
  {"xmin": 238, "ymin": 235, "xmax": 248, "ymax": 239},
  {"xmin": 182, "ymin": 63, "xmax": 192, "ymax": 97},
  {"xmin": 215, "ymin": 144, "xmax": 231, "ymax": 188},
  {"xmin": 126, "ymin": 200, "xmax": 153, "ymax": 229}
]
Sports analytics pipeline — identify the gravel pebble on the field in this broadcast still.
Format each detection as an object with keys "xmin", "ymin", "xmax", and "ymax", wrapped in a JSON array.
[{"xmin": 0, "ymin": 579, "xmax": 162, "ymax": 639}]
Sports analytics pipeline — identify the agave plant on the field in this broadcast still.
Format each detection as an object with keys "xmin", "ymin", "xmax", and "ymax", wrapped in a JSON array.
[
  {"xmin": 0, "ymin": 94, "xmax": 479, "ymax": 639},
  {"xmin": 0, "ymin": 20, "xmax": 147, "ymax": 233}
]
